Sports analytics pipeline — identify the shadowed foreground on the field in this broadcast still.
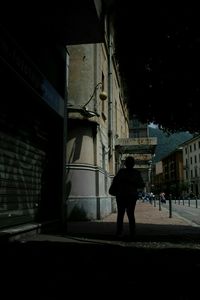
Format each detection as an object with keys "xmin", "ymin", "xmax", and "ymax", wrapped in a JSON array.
[
  {"xmin": 1, "ymin": 237, "xmax": 200, "ymax": 299},
  {"xmin": 1, "ymin": 202, "xmax": 200, "ymax": 299}
]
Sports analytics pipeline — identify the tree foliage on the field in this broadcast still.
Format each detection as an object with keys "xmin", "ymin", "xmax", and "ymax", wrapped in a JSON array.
[{"xmin": 113, "ymin": 2, "xmax": 200, "ymax": 133}]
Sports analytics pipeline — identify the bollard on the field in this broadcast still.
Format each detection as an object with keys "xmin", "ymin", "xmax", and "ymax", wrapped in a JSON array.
[
  {"xmin": 159, "ymin": 197, "xmax": 161, "ymax": 211},
  {"xmin": 169, "ymin": 196, "xmax": 172, "ymax": 218}
]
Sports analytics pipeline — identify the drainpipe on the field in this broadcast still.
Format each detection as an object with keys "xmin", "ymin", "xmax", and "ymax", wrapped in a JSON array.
[
  {"xmin": 61, "ymin": 48, "xmax": 69, "ymax": 231},
  {"xmin": 107, "ymin": 16, "xmax": 113, "ymax": 160},
  {"xmin": 94, "ymin": 44, "xmax": 98, "ymax": 115}
]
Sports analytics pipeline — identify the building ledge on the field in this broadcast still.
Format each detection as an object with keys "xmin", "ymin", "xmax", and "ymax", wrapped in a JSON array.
[{"xmin": 0, "ymin": 220, "xmax": 60, "ymax": 243}]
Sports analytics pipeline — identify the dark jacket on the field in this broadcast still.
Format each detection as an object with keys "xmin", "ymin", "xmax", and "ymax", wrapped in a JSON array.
[{"xmin": 109, "ymin": 168, "xmax": 145, "ymax": 198}]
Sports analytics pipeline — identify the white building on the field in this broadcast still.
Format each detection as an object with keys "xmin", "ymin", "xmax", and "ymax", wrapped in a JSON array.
[{"xmin": 181, "ymin": 134, "xmax": 200, "ymax": 196}]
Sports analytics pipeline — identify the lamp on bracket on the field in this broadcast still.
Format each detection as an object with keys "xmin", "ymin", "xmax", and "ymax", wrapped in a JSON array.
[{"xmin": 68, "ymin": 82, "xmax": 107, "ymax": 118}]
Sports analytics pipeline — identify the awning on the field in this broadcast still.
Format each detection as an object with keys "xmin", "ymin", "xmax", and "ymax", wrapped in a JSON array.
[{"xmin": 115, "ymin": 137, "xmax": 157, "ymax": 154}]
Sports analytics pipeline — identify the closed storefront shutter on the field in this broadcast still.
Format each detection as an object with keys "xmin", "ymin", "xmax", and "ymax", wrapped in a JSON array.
[{"xmin": 0, "ymin": 125, "xmax": 47, "ymax": 228}]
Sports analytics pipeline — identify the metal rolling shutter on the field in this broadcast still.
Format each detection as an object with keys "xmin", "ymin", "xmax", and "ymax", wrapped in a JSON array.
[{"xmin": 0, "ymin": 129, "xmax": 47, "ymax": 229}]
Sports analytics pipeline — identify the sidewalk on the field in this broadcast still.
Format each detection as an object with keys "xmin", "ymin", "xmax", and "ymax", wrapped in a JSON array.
[{"xmin": 25, "ymin": 200, "xmax": 200, "ymax": 248}]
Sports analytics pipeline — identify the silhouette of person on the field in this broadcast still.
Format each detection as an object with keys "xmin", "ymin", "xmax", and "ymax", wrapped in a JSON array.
[{"xmin": 109, "ymin": 156, "xmax": 145, "ymax": 238}]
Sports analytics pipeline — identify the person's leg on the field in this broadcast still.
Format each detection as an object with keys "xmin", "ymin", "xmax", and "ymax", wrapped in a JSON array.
[
  {"xmin": 126, "ymin": 200, "xmax": 137, "ymax": 236},
  {"xmin": 116, "ymin": 197, "xmax": 125, "ymax": 235}
]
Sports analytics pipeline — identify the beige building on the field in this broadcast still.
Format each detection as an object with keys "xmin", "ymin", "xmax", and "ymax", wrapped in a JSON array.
[
  {"xmin": 153, "ymin": 161, "xmax": 164, "ymax": 194},
  {"xmin": 161, "ymin": 147, "xmax": 184, "ymax": 198},
  {"xmin": 66, "ymin": 19, "xmax": 129, "ymax": 220}
]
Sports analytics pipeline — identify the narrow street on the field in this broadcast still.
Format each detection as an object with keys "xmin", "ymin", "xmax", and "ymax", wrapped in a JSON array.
[{"xmin": 161, "ymin": 200, "xmax": 200, "ymax": 226}]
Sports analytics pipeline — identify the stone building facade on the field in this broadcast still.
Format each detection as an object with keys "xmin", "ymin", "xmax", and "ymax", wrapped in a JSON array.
[{"xmin": 66, "ymin": 19, "xmax": 129, "ymax": 220}]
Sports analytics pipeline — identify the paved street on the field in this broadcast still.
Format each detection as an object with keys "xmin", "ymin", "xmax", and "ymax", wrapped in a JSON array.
[{"xmin": 160, "ymin": 199, "xmax": 200, "ymax": 226}]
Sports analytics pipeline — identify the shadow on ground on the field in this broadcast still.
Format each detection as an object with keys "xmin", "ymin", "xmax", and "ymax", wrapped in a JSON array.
[{"xmin": 66, "ymin": 220, "xmax": 200, "ymax": 245}]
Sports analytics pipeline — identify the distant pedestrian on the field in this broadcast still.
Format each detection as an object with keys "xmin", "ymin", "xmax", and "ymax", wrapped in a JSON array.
[
  {"xmin": 160, "ymin": 192, "xmax": 166, "ymax": 203},
  {"xmin": 109, "ymin": 156, "xmax": 145, "ymax": 238},
  {"xmin": 149, "ymin": 192, "xmax": 154, "ymax": 204}
]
